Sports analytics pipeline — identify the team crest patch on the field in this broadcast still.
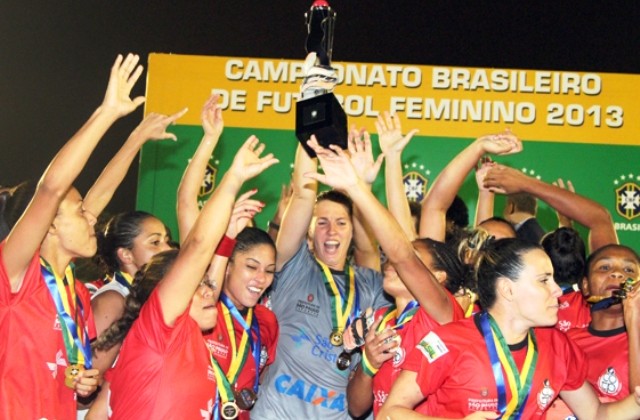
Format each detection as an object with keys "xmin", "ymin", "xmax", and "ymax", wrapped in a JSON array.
[
  {"xmin": 198, "ymin": 160, "xmax": 218, "ymax": 198},
  {"xmin": 402, "ymin": 163, "xmax": 431, "ymax": 202},
  {"xmin": 536, "ymin": 379, "xmax": 555, "ymax": 410},
  {"xmin": 598, "ymin": 367, "xmax": 622, "ymax": 396},
  {"xmin": 392, "ymin": 346, "xmax": 406, "ymax": 367},
  {"xmin": 614, "ymin": 176, "xmax": 640, "ymax": 221},
  {"xmin": 416, "ymin": 331, "xmax": 448, "ymax": 363}
]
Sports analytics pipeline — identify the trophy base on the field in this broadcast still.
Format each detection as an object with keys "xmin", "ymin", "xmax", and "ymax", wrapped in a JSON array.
[{"xmin": 295, "ymin": 93, "xmax": 347, "ymax": 158}]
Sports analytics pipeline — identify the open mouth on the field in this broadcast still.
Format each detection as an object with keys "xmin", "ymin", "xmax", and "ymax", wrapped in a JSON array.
[
  {"xmin": 324, "ymin": 240, "xmax": 340, "ymax": 253},
  {"xmin": 247, "ymin": 286, "xmax": 263, "ymax": 296}
]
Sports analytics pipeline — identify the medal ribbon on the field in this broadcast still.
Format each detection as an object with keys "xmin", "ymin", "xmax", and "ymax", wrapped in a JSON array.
[
  {"xmin": 478, "ymin": 312, "xmax": 538, "ymax": 420},
  {"xmin": 219, "ymin": 293, "xmax": 261, "ymax": 392},
  {"xmin": 209, "ymin": 347, "xmax": 235, "ymax": 420},
  {"xmin": 110, "ymin": 270, "xmax": 133, "ymax": 289},
  {"xmin": 316, "ymin": 259, "xmax": 358, "ymax": 335},
  {"xmin": 374, "ymin": 306, "xmax": 397, "ymax": 333},
  {"xmin": 395, "ymin": 300, "xmax": 419, "ymax": 330},
  {"xmin": 40, "ymin": 258, "xmax": 92, "ymax": 368}
]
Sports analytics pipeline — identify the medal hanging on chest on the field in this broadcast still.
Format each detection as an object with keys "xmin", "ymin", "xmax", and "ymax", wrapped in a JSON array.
[
  {"xmin": 218, "ymin": 294, "xmax": 262, "ymax": 413},
  {"xmin": 40, "ymin": 258, "xmax": 92, "ymax": 389},
  {"xmin": 478, "ymin": 312, "xmax": 538, "ymax": 420},
  {"xmin": 315, "ymin": 259, "xmax": 358, "ymax": 348}
]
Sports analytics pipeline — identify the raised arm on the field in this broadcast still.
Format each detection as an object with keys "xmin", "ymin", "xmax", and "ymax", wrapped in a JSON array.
[
  {"xmin": 2, "ymin": 53, "xmax": 145, "ymax": 291},
  {"xmin": 473, "ymin": 157, "xmax": 497, "ymax": 226},
  {"xmin": 275, "ymin": 142, "xmax": 317, "ymax": 271},
  {"xmin": 176, "ymin": 94, "xmax": 224, "ymax": 242},
  {"xmin": 420, "ymin": 129, "xmax": 521, "ymax": 241},
  {"xmin": 347, "ymin": 127, "xmax": 385, "ymax": 271},
  {"xmin": 482, "ymin": 165, "xmax": 617, "ymax": 252},
  {"xmin": 84, "ymin": 108, "xmax": 187, "ymax": 217},
  {"xmin": 158, "ymin": 136, "xmax": 277, "ymax": 325},
  {"xmin": 377, "ymin": 112, "xmax": 419, "ymax": 240},
  {"xmin": 304, "ymin": 139, "xmax": 453, "ymax": 324}
]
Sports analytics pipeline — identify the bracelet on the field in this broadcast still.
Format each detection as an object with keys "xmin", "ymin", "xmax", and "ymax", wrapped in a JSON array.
[
  {"xmin": 361, "ymin": 351, "xmax": 379, "ymax": 377},
  {"xmin": 268, "ymin": 220, "xmax": 281, "ymax": 231},
  {"xmin": 215, "ymin": 235, "xmax": 237, "ymax": 257}
]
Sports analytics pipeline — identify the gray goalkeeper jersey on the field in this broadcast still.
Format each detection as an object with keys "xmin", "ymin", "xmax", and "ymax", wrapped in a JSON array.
[{"xmin": 251, "ymin": 243, "xmax": 389, "ymax": 419}]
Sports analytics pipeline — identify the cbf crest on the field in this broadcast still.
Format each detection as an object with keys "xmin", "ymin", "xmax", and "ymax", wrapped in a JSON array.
[
  {"xmin": 197, "ymin": 158, "xmax": 218, "ymax": 209},
  {"xmin": 614, "ymin": 174, "xmax": 640, "ymax": 221},
  {"xmin": 402, "ymin": 162, "xmax": 431, "ymax": 202}
]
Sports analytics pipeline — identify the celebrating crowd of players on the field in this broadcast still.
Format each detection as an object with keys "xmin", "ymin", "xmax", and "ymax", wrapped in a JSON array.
[{"xmin": 0, "ymin": 54, "xmax": 639, "ymax": 420}]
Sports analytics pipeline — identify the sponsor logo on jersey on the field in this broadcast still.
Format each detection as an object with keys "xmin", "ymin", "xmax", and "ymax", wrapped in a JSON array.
[
  {"xmin": 537, "ymin": 379, "xmax": 555, "ymax": 410},
  {"xmin": 274, "ymin": 374, "xmax": 345, "ymax": 412},
  {"xmin": 47, "ymin": 349, "xmax": 67, "ymax": 378},
  {"xmin": 295, "ymin": 299, "xmax": 320, "ymax": 317},
  {"xmin": 417, "ymin": 331, "xmax": 449, "ymax": 363},
  {"xmin": 205, "ymin": 337, "xmax": 229, "ymax": 359},
  {"xmin": 468, "ymin": 398, "xmax": 498, "ymax": 412},
  {"xmin": 53, "ymin": 316, "xmax": 62, "ymax": 331},
  {"xmin": 613, "ymin": 174, "xmax": 640, "ymax": 221},
  {"xmin": 260, "ymin": 345, "xmax": 268, "ymax": 368},
  {"xmin": 598, "ymin": 367, "xmax": 622, "ymax": 396}
]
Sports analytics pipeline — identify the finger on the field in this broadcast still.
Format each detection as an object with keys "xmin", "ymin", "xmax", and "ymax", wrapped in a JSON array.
[
  {"xmin": 237, "ymin": 188, "xmax": 259, "ymax": 203},
  {"xmin": 566, "ymin": 180, "xmax": 575, "ymax": 192},
  {"xmin": 170, "ymin": 106, "xmax": 189, "ymax": 120},
  {"xmin": 255, "ymin": 142, "xmax": 266, "ymax": 156},
  {"xmin": 399, "ymin": 129, "xmax": 418, "ymax": 149},
  {"xmin": 391, "ymin": 113, "xmax": 401, "ymax": 131},
  {"xmin": 244, "ymin": 135, "xmax": 258, "ymax": 150},
  {"xmin": 127, "ymin": 64, "xmax": 145, "ymax": 88},
  {"xmin": 131, "ymin": 96, "xmax": 146, "ymax": 109},
  {"xmin": 304, "ymin": 171, "xmax": 326, "ymax": 184},
  {"xmin": 372, "ymin": 153, "xmax": 385, "ymax": 175},
  {"xmin": 384, "ymin": 111, "xmax": 393, "ymax": 131}
]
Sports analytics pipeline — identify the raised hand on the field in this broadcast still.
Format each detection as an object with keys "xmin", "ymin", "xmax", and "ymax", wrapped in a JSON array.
[
  {"xmin": 376, "ymin": 111, "xmax": 418, "ymax": 156},
  {"xmin": 304, "ymin": 135, "xmax": 360, "ymax": 191},
  {"xmin": 475, "ymin": 157, "xmax": 496, "ymax": 192},
  {"xmin": 361, "ymin": 315, "xmax": 397, "ymax": 372},
  {"xmin": 229, "ymin": 136, "xmax": 279, "ymax": 182},
  {"xmin": 101, "ymin": 53, "xmax": 146, "ymax": 117},
  {"xmin": 226, "ymin": 189, "xmax": 264, "ymax": 239},
  {"xmin": 132, "ymin": 108, "xmax": 188, "ymax": 142},
  {"xmin": 482, "ymin": 164, "xmax": 530, "ymax": 194},
  {"xmin": 201, "ymin": 93, "xmax": 224, "ymax": 139},
  {"xmin": 477, "ymin": 128, "xmax": 522, "ymax": 156},
  {"xmin": 347, "ymin": 126, "xmax": 384, "ymax": 185}
]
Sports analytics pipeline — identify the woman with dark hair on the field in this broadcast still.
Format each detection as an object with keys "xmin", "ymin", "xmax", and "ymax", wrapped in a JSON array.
[
  {"xmin": 304, "ymin": 138, "xmax": 640, "ymax": 419},
  {"xmin": 90, "ymin": 211, "xmax": 171, "ymax": 373},
  {"xmin": 104, "ymin": 135, "xmax": 277, "ymax": 418},
  {"xmin": 548, "ymin": 243, "xmax": 640, "ymax": 418},
  {"xmin": 0, "ymin": 54, "xmax": 160, "ymax": 419},
  {"xmin": 174, "ymin": 95, "xmax": 278, "ymax": 419},
  {"xmin": 378, "ymin": 238, "xmax": 640, "ymax": 419}
]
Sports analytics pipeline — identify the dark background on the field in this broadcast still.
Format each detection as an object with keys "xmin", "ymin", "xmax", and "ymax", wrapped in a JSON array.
[{"xmin": 2, "ymin": 1, "xmax": 639, "ymax": 214}]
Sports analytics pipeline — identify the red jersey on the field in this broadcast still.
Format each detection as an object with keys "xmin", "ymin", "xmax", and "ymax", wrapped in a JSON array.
[
  {"xmin": 556, "ymin": 291, "xmax": 591, "ymax": 332},
  {"xmin": 372, "ymin": 292, "xmax": 464, "ymax": 416},
  {"xmin": 0, "ymin": 243, "xmax": 96, "ymax": 420},
  {"xmin": 547, "ymin": 325, "xmax": 629, "ymax": 419},
  {"xmin": 108, "ymin": 289, "xmax": 217, "ymax": 419},
  {"xmin": 404, "ymin": 316, "xmax": 587, "ymax": 418},
  {"xmin": 204, "ymin": 302, "xmax": 278, "ymax": 420}
]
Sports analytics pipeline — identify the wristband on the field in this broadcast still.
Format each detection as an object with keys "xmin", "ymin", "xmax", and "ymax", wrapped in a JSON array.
[
  {"xmin": 215, "ymin": 235, "xmax": 237, "ymax": 257},
  {"xmin": 268, "ymin": 220, "xmax": 281, "ymax": 231},
  {"xmin": 361, "ymin": 351, "xmax": 379, "ymax": 377}
]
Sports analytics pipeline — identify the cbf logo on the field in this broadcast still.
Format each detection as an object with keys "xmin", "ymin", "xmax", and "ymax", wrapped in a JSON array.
[
  {"xmin": 614, "ymin": 174, "xmax": 640, "ymax": 220},
  {"xmin": 402, "ymin": 162, "xmax": 431, "ymax": 202},
  {"xmin": 196, "ymin": 158, "xmax": 218, "ymax": 207}
]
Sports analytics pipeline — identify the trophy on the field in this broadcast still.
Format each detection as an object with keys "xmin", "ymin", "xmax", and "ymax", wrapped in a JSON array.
[{"xmin": 295, "ymin": 0, "xmax": 348, "ymax": 158}]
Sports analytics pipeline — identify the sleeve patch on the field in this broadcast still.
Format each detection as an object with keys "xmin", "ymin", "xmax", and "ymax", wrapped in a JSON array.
[{"xmin": 417, "ymin": 331, "xmax": 449, "ymax": 363}]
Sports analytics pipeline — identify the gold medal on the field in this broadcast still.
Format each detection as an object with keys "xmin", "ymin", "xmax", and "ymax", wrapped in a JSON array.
[
  {"xmin": 221, "ymin": 401, "xmax": 239, "ymax": 419},
  {"xmin": 64, "ymin": 364, "xmax": 84, "ymax": 389},
  {"xmin": 330, "ymin": 330, "xmax": 343, "ymax": 347}
]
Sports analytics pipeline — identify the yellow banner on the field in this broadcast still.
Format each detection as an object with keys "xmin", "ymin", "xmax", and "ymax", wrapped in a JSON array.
[{"xmin": 146, "ymin": 53, "xmax": 639, "ymax": 146}]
